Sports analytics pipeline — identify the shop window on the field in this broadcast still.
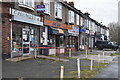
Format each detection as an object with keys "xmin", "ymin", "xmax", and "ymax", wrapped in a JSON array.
[
  {"xmin": 48, "ymin": 35, "xmax": 56, "ymax": 47},
  {"xmin": 12, "ymin": 23, "xmax": 22, "ymax": 52},
  {"xmin": 59, "ymin": 35, "xmax": 64, "ymax": 47}
]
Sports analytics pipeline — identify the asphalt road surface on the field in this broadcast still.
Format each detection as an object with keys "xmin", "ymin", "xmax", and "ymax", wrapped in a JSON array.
[{"xmin": 95, "ymin": 57, "xmax": 118, "ymax": 78}]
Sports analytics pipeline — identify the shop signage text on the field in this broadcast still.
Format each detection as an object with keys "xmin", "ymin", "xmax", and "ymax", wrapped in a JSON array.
[
  {"xmin": 89, "ymin": 30, "xmax": 95, "ymax": 35},
  {"xmin": 44, "ymin": 19, "xmax": 72, "ymax": 29},
  {"xmin": 11, "ymin": 9, "xmax": 43, "ymax": 26},
  {"xmin": 68, "ymin": 27, "xmax": 79, "ymax": 36}
]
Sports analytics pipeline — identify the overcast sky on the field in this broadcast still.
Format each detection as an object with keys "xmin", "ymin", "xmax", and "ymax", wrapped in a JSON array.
[{"xmin": 66, "ymin": 0, "xmax": 119, "ymax": 26}]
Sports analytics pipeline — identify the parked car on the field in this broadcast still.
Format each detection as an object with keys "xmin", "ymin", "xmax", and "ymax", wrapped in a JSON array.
[{"xmin": 95, "ymin": 40, "xmax": 119, "ymax": 51}]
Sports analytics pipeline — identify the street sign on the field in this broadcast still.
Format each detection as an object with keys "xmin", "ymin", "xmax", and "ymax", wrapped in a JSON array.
[{"xmin": 36, "ymin": 5, "xmax": 45, "ymax": 13}]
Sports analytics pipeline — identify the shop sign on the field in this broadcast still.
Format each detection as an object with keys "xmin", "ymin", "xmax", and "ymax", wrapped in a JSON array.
[
  {"xmin": 85, "ymin": 30, "xmax": 89, "ymax": 34},
  {"xmin": 89, "ymin": 30, "xmax": 95, "ymax": 35},
  {"xmin": 68, "ymin": 27, "xmax": 79, "ymax": 36},
  {"xmin": 11, "ymin": 9, "xmax": 43, "ymax": 26},
  {"xmin": 44, "ymin": 19, "xmax": 72, "ymax": 29},
  {"xmin": 80, "ymin": 29, "xmax": 86, "ymax": 32},
  {"xmin": 36, "ymin": 5, "xmax": 45, "ymax": 12}
]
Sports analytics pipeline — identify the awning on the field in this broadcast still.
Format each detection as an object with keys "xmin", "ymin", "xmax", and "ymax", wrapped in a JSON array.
[
  {"xmin": 48, "ymin": 27, "xmax": 58, "ymax": 34},
  {"xmin": 57, "ymin": 29, "xmax": 64, "ymax": 34},
  {"xmin": 48, "ymin": 27, "xmax": 64, "ymax": 35}
]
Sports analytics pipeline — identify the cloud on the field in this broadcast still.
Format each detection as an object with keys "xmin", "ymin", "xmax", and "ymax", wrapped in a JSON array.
[{"xmin": 66, "ymin": 0, "xmax": 119, "ymax": 25}]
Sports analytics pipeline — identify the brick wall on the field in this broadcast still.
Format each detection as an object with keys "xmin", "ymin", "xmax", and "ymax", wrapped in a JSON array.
[
  {"xmin": 0, "ymin": 3, "xmax": 2, "ymax": 57},
  {"xmin": 2, "ymin": 3, "xmax": 11, "ymax": 55}
]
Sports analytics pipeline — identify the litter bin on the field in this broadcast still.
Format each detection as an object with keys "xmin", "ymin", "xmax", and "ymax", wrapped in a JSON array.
[{"xmin": 39, "ymin": 45, "xmax": 51, "ymax": 56}]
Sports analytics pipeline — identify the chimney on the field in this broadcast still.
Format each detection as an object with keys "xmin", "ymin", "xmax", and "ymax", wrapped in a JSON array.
[
  {"xmin": 69, "ymin": 1, "xmax": 74, "ymax": 6},
  {"xmin": 63, "ymin": 1, "xmax": 67, "ymax": 3},
  {"xmin": 84, "ymin": 12, "xmax": 90, "ymax": 16}
]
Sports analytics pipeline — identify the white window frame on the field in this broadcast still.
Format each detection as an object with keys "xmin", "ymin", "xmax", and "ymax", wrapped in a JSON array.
[
  {"xmin": 80, "ymin": 17, "xmax": 83, "ymax": 26},
  {"xmin": 19, "ymin": 0, "xmax": 34, "ymax": 10},
  {"xmin": 76, "ymin": 14, "xmax": 79, "ymax": 25},
  {"xmin": 44, "ymin": 0, "xmax": 50, "ymax": 15},
  {"xmin": 54, "ymin": 1, "xmax": 62, "ymax": 19},
  {"xmin": 69, "ymin": 10, "xmax": 74, "ymax": 24}
]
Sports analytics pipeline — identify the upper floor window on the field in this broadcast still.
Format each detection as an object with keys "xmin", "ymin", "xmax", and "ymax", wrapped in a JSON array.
[
  {"xmin": 44, "ymin": 0, "xmax": 50, "ymax": 14},
  {"xmin": 69, "ymin": 10, "xmax": 74, "ymax": 24},
  {"xmin": 54, "ymin": 1, "xmax": 62, "ymax": 19},
  {"xmin": 84, "ymin": 19, "xmax": 87, "ymax": 28},
  {"xmin": 80, "ymin": 17, "xmax": 83, "ymax": 27},
  {"xmin": 76, "ymin": 14, "xmax": 79, "ymax": 25},
  {"xmin": 19, "ymin": 0, "xmax": 34, "ymax": 10}
]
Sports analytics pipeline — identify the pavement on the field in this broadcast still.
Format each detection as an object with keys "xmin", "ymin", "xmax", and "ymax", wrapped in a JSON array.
[
  {"xmin": 1, "ymin": 49, "xmax": 119, "ymax": 79},
  {"xmin": 95, "ymin": 56, "xmax": 118, "ymax": 78}
]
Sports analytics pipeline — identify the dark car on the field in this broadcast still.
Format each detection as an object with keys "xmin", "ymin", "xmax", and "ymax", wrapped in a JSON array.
[{"xmin": 95, "ymin": 40, "xmax": 119, "ymax": 51}]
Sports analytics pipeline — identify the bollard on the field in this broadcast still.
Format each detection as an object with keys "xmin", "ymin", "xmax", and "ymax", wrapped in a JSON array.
[
  {"xmin": 102, "ymin": 51, "xmax": 104, "ymax": 63},
  {"xmin": 60, "ymin": 66, "xmax": 64, "ymax": 80},
  {"xmin": 69, "ymin": 49, "xmax": 72, "ymax": 57},
  {"xmin": 86, "ymin": 50, "xmax": 88, "ymax": 58},
  {"xmin": 11, "ymin": 51, "xmax": 12, "ymax": 59},
  {"xmin": 98, "ymin": 54, "xmax": 100, "ymax": 66},
  {"xmin": 18, "ymin": 50, "xmax": 20, "ymax": 61},
  {"xmin": 35, "ymin": 48, "xmax": 37, "ymax": 58},
  {"xmin": 77, "ymin": 58, "xmax": 80, "ymax": 78},
  {"xmin": 18, "ymin": 77, "xmax": 23, "ymax": 80},
  {"xmin": 90, "ymin": 55, "xmax": 93, "ymax": 70}
]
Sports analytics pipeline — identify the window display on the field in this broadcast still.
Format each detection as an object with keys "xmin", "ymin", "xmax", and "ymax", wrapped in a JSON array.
[{"xmin": 12, "ymin": 22, "xmax": 40, "ymax": 55}]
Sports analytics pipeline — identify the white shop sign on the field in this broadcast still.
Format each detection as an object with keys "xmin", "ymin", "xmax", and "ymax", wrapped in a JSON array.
[
  {"xmin": 85, "ymin": 30, "xmax": 89, "ymax": 34},
  {"xmin": 11, "ymin": 9, "xmax": 43, "ymax": 26},
  {"xmin": 89, "ymin": 30, "xmax": 95, "ymax": 35},
  {"xmin": 68, "ymin": 27, "xmax": 79, "ymax": 36}
]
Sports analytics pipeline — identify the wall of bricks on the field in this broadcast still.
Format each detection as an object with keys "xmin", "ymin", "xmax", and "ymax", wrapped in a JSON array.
[
  {"xmin": 0, "ymin": 3, "xmax": 2, "ymax": 57},
  {"xmin": 2, "ymin": 3, "xmax": 11, "ymax": 55}
]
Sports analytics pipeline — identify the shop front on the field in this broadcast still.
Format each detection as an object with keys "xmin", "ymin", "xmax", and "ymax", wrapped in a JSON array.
[
  {"xmin": 10, "ymin": 9, "xmax": 43, "ymax": 57},
  {"xmin": 80, "ymin": 29, "xmax": 89, "ymax": 50},
  {"xmin": 88, "ymin": 30, "xmax": 95, "ymax": 49},
  {"xmin": 68, "ymin": 26, "xmax": 79, "ymax": 51},
  {"xmin": 44, "ymin": 19, "xmax": 72, "ymax": 55}
]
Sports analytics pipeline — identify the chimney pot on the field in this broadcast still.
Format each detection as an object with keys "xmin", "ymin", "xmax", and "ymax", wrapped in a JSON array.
[{"xmin": 69, "ymin": 1, "xmax": 74, "ymax": 6}]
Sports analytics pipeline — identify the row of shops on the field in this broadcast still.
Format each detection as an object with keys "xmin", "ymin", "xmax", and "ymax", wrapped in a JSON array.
[{"xmin": 1, "ymin": 2, "xmax": 108, "ymax": 58}]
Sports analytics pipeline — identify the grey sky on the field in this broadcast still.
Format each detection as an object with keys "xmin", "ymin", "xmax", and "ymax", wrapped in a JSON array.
[{"xmin": 66, "ymin": 0, "xmax": 119, "ymax": 26}]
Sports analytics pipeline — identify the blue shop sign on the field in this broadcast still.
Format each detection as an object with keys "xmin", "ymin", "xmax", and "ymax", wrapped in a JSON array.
[
  {"xmin": 36, "ymin": 5, "xmax": 45, "ymax": 12},
  {"xmin": 80, "ymin": 29, "xmax": 86, "ymax": 32}
]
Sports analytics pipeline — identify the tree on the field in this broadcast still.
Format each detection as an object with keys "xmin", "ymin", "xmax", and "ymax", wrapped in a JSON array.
[{"xmin": 108, "ymin": 22, "xmax": 120, "ymax": 43}]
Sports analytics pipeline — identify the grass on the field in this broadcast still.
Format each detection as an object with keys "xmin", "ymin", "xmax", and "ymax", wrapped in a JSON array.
[
  {"xmin": 36, "ymin": 58, "xmax": 62, "ymax": 63},
  {"xmin": 67, "ymin": 70, "xmax": 98, "ymax": 78},
  {"xmin": 110, "ymin": 53, "xmax": 120, "ymax": 56},
  {"xmin": 81, "ymin": 70, "xmax": 98, "ymax": 78},
  {"xmin": 81, "ymin": 65, "xmax": 106, "ymax": 69},
  {"xmin": 80, "ymin": 58, "xmax": 91, "ymax": 61},
  {"xmin": 100, "ymin": 63, "xmax": 109, "ymax": 65}
]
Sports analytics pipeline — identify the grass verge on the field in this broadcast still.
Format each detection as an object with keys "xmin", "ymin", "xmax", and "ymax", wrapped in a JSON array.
[{"xmin": 110, "ymin": 53, "xmax": 120, "ymax": 56}]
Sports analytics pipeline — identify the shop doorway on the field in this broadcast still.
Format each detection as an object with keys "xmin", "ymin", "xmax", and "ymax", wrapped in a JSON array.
[{"xmin": 22, "ymin": 28, "xmax": 30, "ymax": 55}]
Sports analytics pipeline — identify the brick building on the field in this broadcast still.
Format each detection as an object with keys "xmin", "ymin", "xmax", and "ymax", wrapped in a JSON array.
[{"xmin": 1, "ymin": 0, "xmax": 109, "ymax": 58}]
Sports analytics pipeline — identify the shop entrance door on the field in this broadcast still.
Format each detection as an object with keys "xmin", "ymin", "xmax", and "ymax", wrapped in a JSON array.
[{"xmin": 22, "ymin": 28, "xmax": 30, "ymax": 55}]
